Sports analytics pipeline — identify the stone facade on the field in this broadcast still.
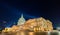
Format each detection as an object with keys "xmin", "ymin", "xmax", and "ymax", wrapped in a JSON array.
[
  {"xmin": 24, "ymin": 17, "xmax": 53, "ymax": 32},
  {"xmin": 2, "ymin": 17, "xmax": 53, "ymax": 32}
]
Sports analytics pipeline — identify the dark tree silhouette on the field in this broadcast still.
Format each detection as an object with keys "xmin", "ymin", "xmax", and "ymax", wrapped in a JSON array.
[{"xmin": 0, "ymin": 21, "xmax": 5, "ymax": 31}]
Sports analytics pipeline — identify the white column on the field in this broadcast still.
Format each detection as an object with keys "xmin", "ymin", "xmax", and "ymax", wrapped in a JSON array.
[
  {"xmin": 58, "ymin": 31, "xmax": 60, "ymax": 35},
  {"xmin": 48, "ymin": 31, "xmax": 50, "ymax": 35}
]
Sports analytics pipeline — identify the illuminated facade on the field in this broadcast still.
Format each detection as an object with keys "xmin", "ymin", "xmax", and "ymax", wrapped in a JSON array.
[
  {"xmin": 24, "ymin": 17, "xmax": 53, "ymax": 32},
  {"xmin": 2, "ymin": 16, "xmax": 53, "ymax": 32},
  {"xmin": 2, "ymin": 27, "xmax": 12, "ymax": 32}
]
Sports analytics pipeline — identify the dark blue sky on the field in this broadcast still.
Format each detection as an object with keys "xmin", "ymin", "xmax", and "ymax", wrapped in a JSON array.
[{"xmin": 0, "ymin": 0, "xmax": 60, "ymax": 30}]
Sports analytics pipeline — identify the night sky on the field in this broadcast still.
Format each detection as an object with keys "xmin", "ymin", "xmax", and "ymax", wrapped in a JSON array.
[{"xmin": 0, "ymin": 0, "xmax": 60, "ymax": 30}]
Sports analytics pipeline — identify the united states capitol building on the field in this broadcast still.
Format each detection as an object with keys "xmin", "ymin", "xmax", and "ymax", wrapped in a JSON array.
[
  {"xmin": 2, "ymin": 14, "xmax": 54, "ymax": 33},
  {"xmin": 1, "ymin": 14, "xmax": 60, "ymax": 35}
]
